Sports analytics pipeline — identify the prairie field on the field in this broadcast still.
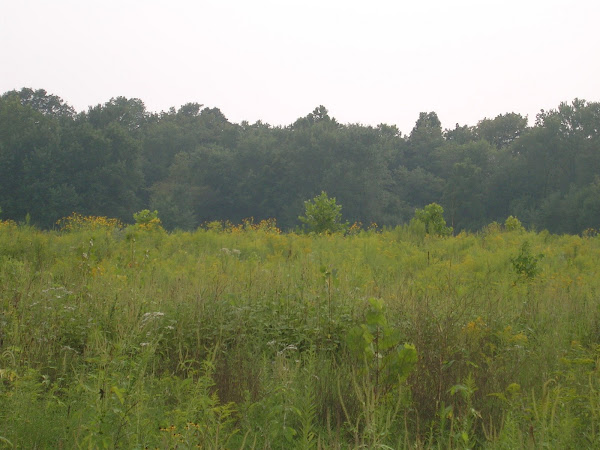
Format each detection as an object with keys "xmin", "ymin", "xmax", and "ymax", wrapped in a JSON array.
[{"xmin": 1, "ymin": 218, "xmax": 599, "ymax": 448}]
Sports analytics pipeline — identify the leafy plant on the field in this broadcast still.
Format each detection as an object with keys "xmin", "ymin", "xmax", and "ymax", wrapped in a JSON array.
[
  {"xmin": 3, "ymin": 214, "xmax": 600, "ymax": 447},
  {"xmin": 347, "ymin": 298, "xmax": 417, "ymax": 394},
  {"xmin": 133, "ymin": 209, "xmax": 163, "ymax": 231},
  {"xmin": 446, "ymin": 374, "xmax": 481, "ymax": 448},
  {"xmin": 299, "ymin": 191, "xmax": 347, "ymax": 234},
  {"xmin": 133, "ymin": 209, "xmax": 159, "ymax": 225},
  {"xmin": 343, "ymin": 298, "xmax": 417, "ymax": 446},
  {"xmin": 505, "ymin": 215, "xmax": 525, "ymax": 232},
  {"xmin": 511, "ymin": 241, "xmax": 544, "ymax": 279},
  {"xmin": 413, "ymin": 203, "xmax": 453, "ymax": 236}
]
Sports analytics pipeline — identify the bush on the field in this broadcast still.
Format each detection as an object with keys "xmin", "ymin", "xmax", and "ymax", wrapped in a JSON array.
[
  {"xmin": 299, "ymin": 191, "xmax": 348, "ymax": 234},
  {"xmin": 412, "ymin": 203, "xmax": 453, "ymax": 236},
  {"xmin": 511, "ymin": 241, "xmax": 544, "ymax": 279},
  {"xmin": 505, "ymin": 215, "xmax": 525, "ymax": 232},
  {"xmin": 133, "ymin": 209, "xmax": 163, "ymax": 231}
]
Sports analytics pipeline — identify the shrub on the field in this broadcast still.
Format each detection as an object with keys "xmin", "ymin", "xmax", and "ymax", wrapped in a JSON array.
[
  {"xmin": 133, "ymin": 209, "xmax": 163, "ymax": 231},
  {"xmin": 511, "ymin": 241, "xmax": 544, "ymax": 279},
  {"xmin": 504, "ymin": 215, "xmax": 525, "ymax": 232},
  {"xmin": 412, "ymin": 203, "xmax": 453, "ymax": 236},
  {"xmin": 299, "ymin": 191, "xmax": 348, "ymax": 234}
]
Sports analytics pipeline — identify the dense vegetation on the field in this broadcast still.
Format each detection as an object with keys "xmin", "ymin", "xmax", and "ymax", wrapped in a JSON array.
[
  {"xmin": 1, "ymin": 88, "xmax": 600, "ymax": 234},
  {"xmin": 1, "ymin": 216, "xmax": 599, "ymax": 448},
  {"xmin": 1, "ymin": 88, "xmax": 600, "ymax": 447}
]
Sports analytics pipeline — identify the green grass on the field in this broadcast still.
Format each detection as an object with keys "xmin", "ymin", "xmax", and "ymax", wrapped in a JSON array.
[{"xmin": 1, "ymin": 219, "xmax": 599, "ymax": 448}]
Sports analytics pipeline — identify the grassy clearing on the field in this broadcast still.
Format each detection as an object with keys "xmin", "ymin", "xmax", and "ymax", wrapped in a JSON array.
[{"xmin": 1, "ymin": 218, "xmax": 599, "ymax": 448}]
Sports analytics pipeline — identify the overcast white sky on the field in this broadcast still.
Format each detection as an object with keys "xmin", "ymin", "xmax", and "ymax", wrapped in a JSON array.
[{"xmin": 1, "ymin": 0, "xmax": 599, "ymax": 134}]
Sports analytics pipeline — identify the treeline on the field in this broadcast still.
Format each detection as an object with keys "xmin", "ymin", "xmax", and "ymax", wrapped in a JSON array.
[{"xmin": 1, "ymin": 88, "xmax": 599, "ymax": 233}]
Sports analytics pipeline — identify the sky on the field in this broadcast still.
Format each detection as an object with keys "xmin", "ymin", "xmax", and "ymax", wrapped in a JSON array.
[{"xmin": 1, "ymin": 0, "xmax": 599, "ymax": 134}]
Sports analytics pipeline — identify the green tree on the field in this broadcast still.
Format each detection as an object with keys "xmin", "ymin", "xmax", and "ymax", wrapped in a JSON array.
[
  {"xmin": 133, "ymin": 209, "xmax": 159, "ymax": 225},
  {"xmin": 444, "ymin": 123, "xmax": 477, "ymax": 144},
  {"xmin": 0, "ymin": 91, "xmax": 77, "ymax": 226},
  {"xmin": 388, "ymin": 166, "xmax": 444, "ymax": 223},
  {"xmin": 299, "ymin": 191, "xmax": 347, "ymax": 233},
  {"xmin": 15, "ymin": 87, "xmax": 75, "ymax": 118},
  {"xmin": 87, "ymin": 96, "xmax": 149, "ymax": 132},
  {"xmin": 292, "ymin": 105, "xmax": 338, "ymax": 129},
  {"xmin": 476, "ymin": 113, "xmax": 528, "ymax": 149},
  {"xmin": 442, "ymin": 159, "xmax": 486, "ymax": 231},
  {"xmin": 149, "ymin": 152, "xmax": 203, "ymax": 230},
  {"xmin": 407, "ymin": 111, "xmax": 444, "ymax": 170},
  {"xmin": 504, "ymin": 215, "xmax": 525, "ymax": 232},
  {"xmin": 413, "ymin": 203, "xmax": 453, "ymax": 236}
]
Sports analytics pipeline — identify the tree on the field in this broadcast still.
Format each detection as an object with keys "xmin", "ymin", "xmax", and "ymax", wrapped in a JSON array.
[
  {"xmin": 407, "ymin": 112, "xmax": 443, "ymax": 170},
  {"xmin": 0, "ymin": 91, "xmax": 73, "ymax": 226},
  {"xmin": 132, "ymin": 209, "xmax": 163, "ymax": 231},
  {"xmin": 299, "ymin": 191, "xmax": 347, "ymax": 233},
  {"xmin": 476, "ymin": 113, "xmax": 528, "ymax": 149},
  {"xmin": 504, "ymin": 215, "xmax": 524, "ymax": 232},
  {"xmin": 389, "ymin": 166, "xmax": 444, "ymax": 222},
  {"xmin": 86, "ymin": 96, "xmax": 149, "ymax": 131},
  {"xmin": 444, "ymin": 123, "xmax": 477, "ymax": 144},
  {"xmin": 292, "ymin": 105, "xmax": 338, "ymax": 129},
  {"xmin": 5, "ymin": 87, "xmax": 75, "ymax": 118},
  {"xmin": 412, "ymin": 203, "xmax": 453, "ymax": 236}
]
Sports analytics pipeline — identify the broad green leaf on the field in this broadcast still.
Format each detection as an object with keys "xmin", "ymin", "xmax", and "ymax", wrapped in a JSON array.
[
  {"xmin": 366, "ymin": 309, "xmax": 386, "ymax": 328},
  {"xmin": 380, "ymin": 328, "xmax": 401, "ymax": 351},
  {"xmin": 346, "ymin": 325, "xmax": 367, "ymax": 355},
  {"xmin": 111, "ymin": 385, "xmax": 125, "ymax": 405},
  {"xmin": 368, "ymin": 297, "xmax": 384, "ymax": 311}
]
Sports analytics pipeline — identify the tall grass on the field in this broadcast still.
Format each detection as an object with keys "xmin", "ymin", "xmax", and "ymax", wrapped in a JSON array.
[{"xmin": 1, "ymin": 217, "xmax": 599, "ymax": 447}]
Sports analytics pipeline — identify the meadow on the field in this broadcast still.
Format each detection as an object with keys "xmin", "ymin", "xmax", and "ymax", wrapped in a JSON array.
[{"xmin": 0, "ymin": 216, "xmax": 599, "ymax": 448}]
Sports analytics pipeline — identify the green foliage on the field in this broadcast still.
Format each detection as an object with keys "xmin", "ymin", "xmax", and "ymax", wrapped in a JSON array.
[
  {"xmin": 1, "ymin": 88, "xmax": 600, "ymax": 234},
  {"xmin": 299, "ymin": 191, "xmax": 347, "ymax": 234},
  {"xmin": 132, "ymin": 209, "xmax": 163, "ymax": 231},
  {"xmin": 342, "ymin": 298, "xmax": 417, "ymax": 447},
  {"xmin": 511, "ymin": 241, "xmax": 544, "ymax": 279},
  {"xmin": 505, "ymin": 215, "xmax": 525, "ymax": 232},
  {"xmin": 133, "ymin": 209, "xmax": 159, "ymax": 225},
  {"xmin": 346, "ymin": 298, "xmax": 417, "ymax": 402},
  {"xmin": 446, "ymin": 374, "xmax": 480, "ymax": 448},
  {"xmin": 346, "ymin": 298, "xmax": 417, "ymax": 391},
  {"xmin": 408, "ymin": 111, "xmax": 444, "ymax": 169},
  {"xmin": 3, "ymin": 202, "xmax": 600, "ymax": 447},
  {"xmin": 413, "ymin": 202, "xmax": 453, "ymax": 236},
  {"xmin": 477, "ymin": 112, "xmax": 528, "ymax": 148}
]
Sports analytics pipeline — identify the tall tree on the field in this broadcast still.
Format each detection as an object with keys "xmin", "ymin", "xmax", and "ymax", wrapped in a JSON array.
[
  {"xmin": 87, "ymin": 96, "xmax": 149, "ymax": 132},
  {"xmin": 444, "ymin": 123, "xmax": 477, "ymax": 145},
  {"xmin": 407, "ymin": 112, "xmax": 443, "ymax": 170},
  {"xmin": 11, "ymin": 87, "xmax": 75, "ymax": 118},
  {"xmin": 476, "ymin": 113, "xmax": 528, "ymax": 149}
]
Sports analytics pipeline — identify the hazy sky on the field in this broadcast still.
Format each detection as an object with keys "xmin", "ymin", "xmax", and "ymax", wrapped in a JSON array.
[{"xmin": 2, "ymin": 0, "xmax": 599, "ymax": 134}]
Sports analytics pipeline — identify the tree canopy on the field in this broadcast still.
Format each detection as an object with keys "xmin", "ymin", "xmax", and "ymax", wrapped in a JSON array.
[{"xmin": 1, "ymin": 87, "xmax": 599, "ymax": 234}]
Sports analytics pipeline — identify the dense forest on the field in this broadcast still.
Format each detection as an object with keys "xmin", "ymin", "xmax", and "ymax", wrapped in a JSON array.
[{"xmin": 1, "ymin": 88, "xmax": 599, "ymax": 233}]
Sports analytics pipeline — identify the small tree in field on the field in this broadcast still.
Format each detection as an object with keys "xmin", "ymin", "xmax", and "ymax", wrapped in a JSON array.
[
  {"xmin": 504, "ymin": 215, "xmax": 525, "ymax": 232},
  {"xmin": 133, "ymin": 209, "xmax": 163, "ymax": 231},
  {"xmin": 412, "ymin": 203, "xmax": 453, "ymax": 236},
  {"xmin": 299, "ymin": 191, "xmax": 347, "ymax": 234}
]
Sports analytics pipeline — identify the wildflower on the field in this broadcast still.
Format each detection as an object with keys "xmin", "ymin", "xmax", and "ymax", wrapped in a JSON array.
[
  {"xmin": 140, "ymin": 311, "xmax": 165, "ymax": 326},
  {"xmin": 56, "ymin": 213, "xmax": 123, "ymax": 231}
]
